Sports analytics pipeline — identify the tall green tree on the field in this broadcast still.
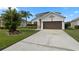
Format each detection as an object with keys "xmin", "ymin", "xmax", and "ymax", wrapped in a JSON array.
[
  {"xmin": 20, "ymin": 11, "xmax": 32, "ymax": 25},
  {"xmin": 1, "ymin": 7, "xmax": 22, "ymax": 34}
]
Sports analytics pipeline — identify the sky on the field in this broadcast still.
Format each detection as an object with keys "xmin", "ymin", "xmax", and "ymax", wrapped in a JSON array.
[{"xmin": 0, "ymin": 7, "xmax": 79, "ymax": 22}]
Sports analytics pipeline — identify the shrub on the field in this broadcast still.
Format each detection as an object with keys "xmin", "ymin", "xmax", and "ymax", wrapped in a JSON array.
[
  {"xmin": 75, "ymin": 25, "xmax": 79, "ymax": 29},
  {"xmin": 0, "ymin": 27, "xmax": 5, "ymax": 29},
  {"xmin": 65, "ymin": 22, "xmax": 71, "ymax": 29},
  {"xmin": 27, "ymin": 24, "xmax": 37, "ymax": 26},
  {"xmin": 26, "ymin": 26, "xmax": 37, "ymax": 29}
]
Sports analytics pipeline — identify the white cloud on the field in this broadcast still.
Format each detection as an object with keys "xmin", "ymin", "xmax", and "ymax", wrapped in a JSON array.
[
  {"xmin": 63, "ymin": 7, "xmax": 69, "ymax": 10},
  {"xmin": 68, "ymin": 14, "xmax": 74, "ymax": 17},
  {"xmin": 11, "ymin": 7, "xmax": 19, "ymax": 11},
  {"xmin": 0, "ymin": 7, "xmax": 8, "ymax": 11},
  {"xmin": 0, "ymin": 7, "xmax": 19, "ymax": 11},
  {"xmin": 70, "ymin": 14, "xmax": 74, "ymax": 17},
  {"xmin": 64, "ymin": 15, "xmax": 68, "ymax": 18},
  {"xmin": 0, "ymin": 7, "xmax": 7, "ymax": 9},
  {"xmin": 74, "ymin": 11, "xmax": 79, "ymax": 13}
]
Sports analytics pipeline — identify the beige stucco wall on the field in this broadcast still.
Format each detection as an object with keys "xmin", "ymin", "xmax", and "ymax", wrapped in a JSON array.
[
  {"xmin": 0, "ymin": 18, "xmax": 4, "ymax": 27},
  {"xmin": 76, "ymin": 20, "xmax": 79, "ymax": 25},
  {"xmin": 71, "ymin": 20, "xmax": 79, "ymax": 28},
  {"xmin": 20, "ymin": 21, "xmax": 27, "ymax": 27},
  {"xmin": 32, "ymin": 13, "xmax": 65, "ymax": 30},
  {"xmin": 42, "ymin": 13, "xmax": 64, "ymax": 21}
]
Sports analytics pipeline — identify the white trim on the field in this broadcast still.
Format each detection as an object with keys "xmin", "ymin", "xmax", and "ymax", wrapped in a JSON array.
[
  {"xmin": 62, "ymin": 21, "xmax": 65, "ymax": 30},
  {"xmin": 41, "ymin": 21, "xmax": 43, "ymax": 30}
]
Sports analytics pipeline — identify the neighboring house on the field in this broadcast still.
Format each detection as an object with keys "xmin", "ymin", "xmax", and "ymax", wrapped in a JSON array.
[
  {"xmin": 0, "ymin": 17, "xmax": 4, "ymax": 27},
  {"xmin": 31, "ymin": 12, "xmax": 65, "ymax": 30},
  {"xmin": 20, "ymin": 19, "xmax": 27, "ymax": 27},
  {"xmin": 71, "ymin": 17, "xmax": 79, "ymax": 28}
]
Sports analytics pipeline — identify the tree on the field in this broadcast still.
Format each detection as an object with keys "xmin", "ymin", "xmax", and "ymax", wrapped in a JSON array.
[
  {"xmin": 1, "ymin": 7, "xmax": 22, "ymax": 34},
  {"xmin": 20, "ymin": 11, "xmax": 32, "ymax": 26},
  {"xmin": 65, "ymin": 22, "xmax": 71, "ymax": 29}
]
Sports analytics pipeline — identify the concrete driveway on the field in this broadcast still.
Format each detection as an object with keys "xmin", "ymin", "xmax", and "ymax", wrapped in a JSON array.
[{"xmin": 3, "ymin": 30, "xmax": 79, "ymax": 51}]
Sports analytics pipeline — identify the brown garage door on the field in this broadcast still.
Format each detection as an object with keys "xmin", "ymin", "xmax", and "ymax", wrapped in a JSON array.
[{"xmin": 43, "ymin": 21, "xmax": 62, "ymax": 29}]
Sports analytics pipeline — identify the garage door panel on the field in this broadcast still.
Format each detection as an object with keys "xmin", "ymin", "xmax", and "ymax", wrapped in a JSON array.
[{"xmin": 43, "ymin": 21, "xmax": 62, "ymax": 29}]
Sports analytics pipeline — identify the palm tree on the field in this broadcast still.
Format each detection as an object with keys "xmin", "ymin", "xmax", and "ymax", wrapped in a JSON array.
[
  {"xmin": 1, "ymin": 7, "xmax": 22, "ymax": 34},
  {"xmin": 20, "ymin": 11, "xmax": 32, "ymax": 26}
]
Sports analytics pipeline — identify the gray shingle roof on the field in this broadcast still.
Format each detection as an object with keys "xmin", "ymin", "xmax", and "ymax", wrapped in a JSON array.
[
  {"xmin": 71, "ymin": 17, "xmax": 79, "ymax": 22},
  {"xmin": 36, "ymin": 12, "xmax": 49, "ymax": 17},
  {"xmin": 32, "ymin": 12, "xmax": 65, "ymax": 21}
]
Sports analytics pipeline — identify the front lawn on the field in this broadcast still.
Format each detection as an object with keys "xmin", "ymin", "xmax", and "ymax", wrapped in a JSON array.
[
  {"xmin": 0, "ymin": 28, "xmax": 38, "ymax": 50},
  {"xmin": 65, "ymin": 29, "xmax": 79, "ymax": 42}
]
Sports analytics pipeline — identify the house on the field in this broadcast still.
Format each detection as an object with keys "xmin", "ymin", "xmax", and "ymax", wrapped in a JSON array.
[
  {"xmin": 20, "ymin": 19, "xmax": 27, "ymax": 27},
  {"xmin": 0, "ymin": 17, "xmax": 4, "ymax": 27},
  {"xmin": 71, "ymin": 17, "xmax": 79, "ymax": 28},
  {"xmin": 31, "ymin": 12, "xmax": 65, "ymax": 30}
]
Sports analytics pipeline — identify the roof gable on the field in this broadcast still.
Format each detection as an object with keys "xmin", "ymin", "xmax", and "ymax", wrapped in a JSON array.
[{"xmin": 32, "ymin": 12, "xmax": 65, "ymax": 21}]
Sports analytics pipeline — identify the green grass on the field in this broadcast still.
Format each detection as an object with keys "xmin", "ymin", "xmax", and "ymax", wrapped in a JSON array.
[
  {"xmin": 65, "ymin": 29, "xmax": 79, "ymax": 42},
  {"xmin": 0, "ymin": 28, "xmax": 38, "ymax": 50}
]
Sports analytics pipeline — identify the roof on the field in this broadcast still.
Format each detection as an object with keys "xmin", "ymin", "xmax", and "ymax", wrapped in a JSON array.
[
  {"xmin": 32, "ymin": 12, "xmax": 65, "ymax": 21},
  {"xmin": 36, "ymin": 12, "xmax": 49, "ymax": 17},
  {"xmin": 71, "ymin": 17, "xmax": 79, "ymax": 22}
]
